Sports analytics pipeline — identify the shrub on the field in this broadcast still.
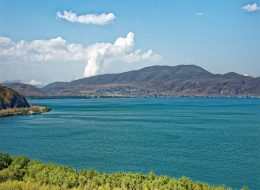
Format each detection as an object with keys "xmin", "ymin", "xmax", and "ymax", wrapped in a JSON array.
[
  {"xmin": 0, "ymin": 153, "xmax": 247, "ymax": 190},
  {"xmin": 0, "ymin": 153, "xmax": 12, "ymax": 170}
]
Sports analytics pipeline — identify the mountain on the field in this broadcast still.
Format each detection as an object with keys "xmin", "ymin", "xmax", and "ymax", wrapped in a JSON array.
[
  {"xmin": 2, "ymin": 83, "xmax": 46, "ymax": 97},
  {"xmin": 0, "ymin": 85, "xmax": 30, "ymax": 109},
  {"xmin": 42, "ymin": 65, "xmax": 259, "ymax": 97},
  {"xmin": 3, "ymin": 65, "xmax": 260, "ymax": 97},
  {"xmin": 3, "ymin": 79, "xmax": 23, "ymax": 84},
  {"xmin": 69, "ymin": 65, "xmax": 213, "ymax": 85}
]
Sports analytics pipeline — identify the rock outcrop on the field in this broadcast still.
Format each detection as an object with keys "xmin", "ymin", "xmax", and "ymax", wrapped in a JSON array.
[{"xmin": 0, "ymin": 85, "xmax": 30, "ymax": 110}]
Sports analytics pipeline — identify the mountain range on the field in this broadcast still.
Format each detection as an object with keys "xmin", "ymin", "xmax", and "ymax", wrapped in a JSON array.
[{"xmin": 2, "ymin": 65, "xmax": 260, "ymax": 97}]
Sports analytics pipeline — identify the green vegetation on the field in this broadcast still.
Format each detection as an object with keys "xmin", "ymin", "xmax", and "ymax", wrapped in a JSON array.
[
  {"xmin": 0, "ymin": 106, "xmax": 51, "ymax": 118},
  {"xmin": 0, "ymin": 153, "xmax": 248, "ymax": 190}
]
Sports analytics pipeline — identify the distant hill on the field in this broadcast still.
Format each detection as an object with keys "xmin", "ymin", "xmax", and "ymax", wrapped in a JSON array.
[
  {"xmin": 3, "ymin": 79, "xmax": 23, "ymax": 84},
  {"xmin": 0, "ymin": 85, "xmax": 30, "ymax": 109},
  {"xmin": 3, "ymin": 83, "xmax": 47, "ymax": 97},
  {"xmin": 3, "ymin": 65, "xmax": 260, "ymax": 97}
]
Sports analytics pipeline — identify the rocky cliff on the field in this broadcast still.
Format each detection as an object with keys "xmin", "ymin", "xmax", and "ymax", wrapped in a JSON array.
[{"xmin": 0, "ymin": 85, "xmax": 30, "ymax": 110}]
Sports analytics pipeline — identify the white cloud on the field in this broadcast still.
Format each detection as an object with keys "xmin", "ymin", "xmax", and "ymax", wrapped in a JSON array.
[
  {"xmin": 0, "ymin": 36, "xmax": 85, "ymax": 62},
  {"xmin": 28, "ymin": 79, "xmax": 42, "ymax": 86},
  {"xmin": 0, "ymin": 33, "xmax": 160, "ymax": 77},
  {"xmin": 56, "ymin": 10, "xmax": 116, "ymax": 25},
  {"xmin": 242, "ymin": 3, "xmax": 260, "ymax": 12},
  {"xmin": 0, "ymin": 37, "xmax": 12, "ymax": 46},
  {"xmin": 83, "ymin": 32, "xmax": 161, "ymax": 77},
  {"xmin": 196, "ymin": 12, "xmax": 204, "ymax": 16}
]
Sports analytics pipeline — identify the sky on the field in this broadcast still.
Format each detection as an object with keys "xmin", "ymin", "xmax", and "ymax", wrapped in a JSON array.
[{"xmin": 0, "ymin": 0, "xmax": 259, "ymax": 85}]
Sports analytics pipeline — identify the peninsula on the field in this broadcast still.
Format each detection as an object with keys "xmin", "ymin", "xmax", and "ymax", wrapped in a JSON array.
[{"xmin": 0, "ymin": 85, "xmax": 50, "ymax": 118}]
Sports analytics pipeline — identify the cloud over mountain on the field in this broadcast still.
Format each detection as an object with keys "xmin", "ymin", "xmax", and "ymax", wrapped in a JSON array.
[
  {"xmin": 0, "ymin": 33, "xmax": 160, "ymax": 77},
  {"xmin": 56, "ymin": 11, "xmax": 116, "ymax": 25},
  {"xmin": 83, "ymin": 32, "xmax": 161, "ymax": 77}
]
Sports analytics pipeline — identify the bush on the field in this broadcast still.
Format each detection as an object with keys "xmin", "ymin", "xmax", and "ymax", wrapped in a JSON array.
[
  {"xmin": 0, "ymin": 153, "xmax": 12, "ymax": 170},
  {"xmin": 0, "ymin": 156, "xmax": 30, "ymax": 182}
]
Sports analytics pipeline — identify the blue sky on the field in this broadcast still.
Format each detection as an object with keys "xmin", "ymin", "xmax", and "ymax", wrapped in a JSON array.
[{"xmin": 0, "ymin": 0, "xmax": 259, "ymax": 85}]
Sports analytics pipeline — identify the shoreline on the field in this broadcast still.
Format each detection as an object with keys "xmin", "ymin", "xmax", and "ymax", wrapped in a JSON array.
[
  {"xmin": 0, "ymin": 105, "xmax": 51, "ymax": 118},
  {"xmin": 27, "ymin": 95, "xmax": 260, "ymax": 99}
]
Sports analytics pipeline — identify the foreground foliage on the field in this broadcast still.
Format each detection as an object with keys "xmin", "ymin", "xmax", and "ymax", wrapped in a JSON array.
[{"xmin": 0, "ymin": 153, "xmax": 248, "ymax": 190}]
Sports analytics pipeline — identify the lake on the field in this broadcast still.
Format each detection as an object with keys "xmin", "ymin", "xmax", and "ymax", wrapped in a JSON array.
[{"xmin": 0, "ymin": 98, "xmax": 259, "ymax": 189}]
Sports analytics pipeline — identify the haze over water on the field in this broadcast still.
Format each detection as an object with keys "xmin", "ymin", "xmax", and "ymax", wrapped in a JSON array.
[{"xmin": 0, "ymin": 98, "xmax": 259, "ymax": 189}]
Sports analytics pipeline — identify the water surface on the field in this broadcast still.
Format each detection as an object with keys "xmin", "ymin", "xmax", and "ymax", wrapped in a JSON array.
[{"xmin": 0, "ymin": 98, "xmax": 259, "ymax": 189}]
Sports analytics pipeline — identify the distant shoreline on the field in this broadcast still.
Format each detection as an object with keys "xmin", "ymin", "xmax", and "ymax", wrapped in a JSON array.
[
  {"xmin": 3, "ymin": 65, "xmax": 260, "ymax": 99},
  {"xmin": 27, "ymin": 95, "xmax": 260, "ymax": 99}
]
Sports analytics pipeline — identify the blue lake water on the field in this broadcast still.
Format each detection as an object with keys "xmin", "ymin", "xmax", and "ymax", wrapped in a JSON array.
[{"xmin": 0, "ymin": 98, "xmax": 259, "ymax": 189}]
